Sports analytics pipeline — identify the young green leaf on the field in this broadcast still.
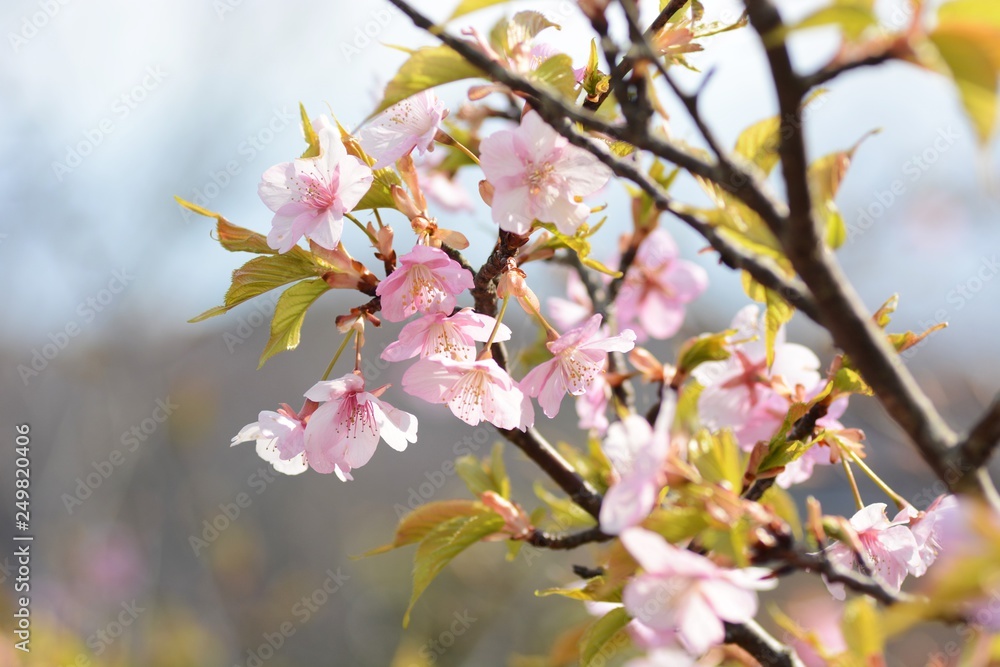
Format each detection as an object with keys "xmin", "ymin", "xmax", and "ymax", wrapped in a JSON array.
[
  {"xmin": 363, "ymin": 499, "xmax": 492, "ymax": 556},
  {"xmin": 257, "ymin": 278, "xmax": 331, "ymax": 368},
  {"xmin": 579, "ymin": 607, "xmax": 631, "ymax": 667},
  {"xmin": 377, "ymin": 45, "xmax": 486, "ymax": 113}
]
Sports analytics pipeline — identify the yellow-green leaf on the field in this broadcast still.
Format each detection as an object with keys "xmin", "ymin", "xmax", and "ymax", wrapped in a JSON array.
[
  {"xmin": 404, "ymin": 512, "xmax": 505, "ymax": 626},
  {"xmin": 534, "ymin": 481, "xmax": 598, "ymax": 529},
  {"xmin": 690, "ymin": 428, "xmax": 742, "ymax": 490},
  {"xmin": 257, "ymin": 278, "xmax": 330, "ymax": 368},
  {"xmin": 364, "ymin": 500, "xmax": 491, "ymax": 556},
  {"xmin": 533, "ymin": 54, "xmax": 578, "ymax": 100},
  {"xmin": 299, "ymin": 103, "xmax": 320, "ymax": 158},
  {"xmin": 841, "ymin": 597, "xmax": 885, "ymax": 661},
  {"xmin": 579, "ymin": 607, "xmax": 631, "ymax": 667},
  {"xmin": 764, "ymin": 287, "xmax": 795, "ymax": 367},
  {"xmin": 455, "ymin": 443, "xmax": 510, "ymax": 499},
  {"xmin": 377, "ymin": 45, "xmax": 485, "ymax": 113},
  {"xmin": 449, "ymin": 0, "xmax": 509, "ymax": 20},
  {"xmin": 930, "ymin": 25, "xmax": 1000, "ymax": 142}
]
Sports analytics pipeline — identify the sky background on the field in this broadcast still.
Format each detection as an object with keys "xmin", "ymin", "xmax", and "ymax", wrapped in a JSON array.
[{"xmin": 2, "ymin": 0, "xmax": 999, "ymax": 665}]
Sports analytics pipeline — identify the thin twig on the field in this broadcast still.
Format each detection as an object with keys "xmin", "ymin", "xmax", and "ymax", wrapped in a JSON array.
[
  {"xmin": 724, "ymin": 620, "xmax": 805, "ymax": 667},
  {"xmin": 526, "ymin": 526, "xmax": 613, "ymax": 550}
]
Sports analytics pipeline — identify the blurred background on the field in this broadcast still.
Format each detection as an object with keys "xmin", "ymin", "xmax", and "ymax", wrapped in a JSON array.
[{"xmin": 1, "ymin": 0, "xmax": 999, "ymax": 665}]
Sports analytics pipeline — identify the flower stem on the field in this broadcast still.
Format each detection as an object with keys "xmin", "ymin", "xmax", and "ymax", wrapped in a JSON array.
[
  {"xmin": 845, "ymin": 448, "xmax": 909, "ymax": 510},
  {"xmin": 479, "ymin": 296, "xmax": 510, "ymax": 360},
  {"xmin": 345, "ymin": 213, "xmax": 378, "ymax": 244},
  {"xmin": 840, "ymin": 456, "xmax": 865, "ymax": 511},
  {"xmin": 437, "ymin": 130, "xmax": 480, "ymax": 165},
  {"xmin": 321, "ymin": 329, "xmax": 357, "ymax": 381}
]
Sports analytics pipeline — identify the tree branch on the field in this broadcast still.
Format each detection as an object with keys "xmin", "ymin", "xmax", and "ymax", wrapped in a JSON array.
[
  {"xmin": 527, "ymin": 525, "xmax": 613, "ymax": 550},
  {"xmin": 741, "ymin": 0, "xmax": 998, "ymax": 501},
  {"xmin": 955, "ymin": 393, "xmax": 1000, "ymax": 489},
  {"xmin": 801, "ymin": 51, "xmax": 896, "ymax": 89},
  {"xmin": 724, "ymin": 620, "xmax": 805, "ymax": 667}
]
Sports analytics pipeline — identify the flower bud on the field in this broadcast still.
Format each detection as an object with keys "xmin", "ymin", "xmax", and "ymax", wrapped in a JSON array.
[
  {"xmin": 479, "ymin": 179, "xmax": 495, "ymax": 206},
  {"xmin": 480, "ymin": 491, "xmax": 533, "ymax": 540}
]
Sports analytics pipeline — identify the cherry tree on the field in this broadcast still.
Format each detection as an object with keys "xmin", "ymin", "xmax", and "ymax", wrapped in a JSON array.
[{"xmin": 183, "ymin": 0, "xmax": 1000, "ymax": 664}]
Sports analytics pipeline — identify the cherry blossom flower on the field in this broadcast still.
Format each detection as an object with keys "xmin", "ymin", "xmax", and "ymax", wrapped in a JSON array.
[
  {"xmin": 381, "ymin": 309, "xmax": 510, "ymax": 363},
  {"xmin": 479, "ymin": 111, "xmax": 611, "ymax": 235},
  {"xmin": 694, "ymin": 305, "xmax": 821, "ymax": 448},
  {"xmin": 258, "ymin": 115, "xmax": 373, "ymax": 253},
  {"xmin": 520, "ymin": 314, "xmax": 636, "ymax": 418},
  {"xmin": 375, "ymin": 245, "xmax": 474, "ymax": 322},
  {"xmin": 422, "ymin": 169, "xmax": 474, "ymax": 212},
  {"xmin": 303, "ymin": 374, "xmax": 418, "ymax": 480},
  {"xmin": 824, "ymin": 503, "xmax": 923, "ymax": 599},
  {"xmin": 600, "ymin": 391, "xmax": 676, "ymax": 534},
  {"xmin": 576, "ymin": 371, "xmax": 611, "ymax": 435},
  {"xmin": 402, "ymin": 357, "xmax": 534, "ymax": 431},
  {"xmin": 621, "ymin": 528, "xmax": 777, "ymax": 655},
  {"xmin": 894, "ymin": 494, "xmax": 959, "ymax": 573},
  {"xmin": 547, "ymin": 269, "xmax": 595, "ymax": 332},
  {"xmin": 358, "ymin": 91, "xmax": 448, "ymax": 169},
  {"xmin": 232, "ymin": 406, "xmax": 310, "ymax": 475},
  {"xmin": 615, "ymin": 229, "xmax": 708, "ymax": 340}
]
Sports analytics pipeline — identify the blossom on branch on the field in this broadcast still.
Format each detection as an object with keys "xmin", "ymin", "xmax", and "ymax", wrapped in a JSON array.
[
  {"xmin": 381, "ymin": 309, "xmax": 510, "ymax": 363},
  {"xmin": 402, "ymin": 357, "xmax": 534, "ymax": 431},
  {"xmin": 232, "ymin": 406, "xmax": 311, "ymax": 475},
  {"xmin": 479, "ymin": 110, "xmax": 611, "ymax": 235},
  {"xmin": 258, "ymin": 115, "xmax": 373, "ymax": 253},
  {"xmin": 621, "ymin": 528, "xmax": 776, "ymax": 656},
  {"xmin": 358, "ymin": 91, "xmax": 448, "ymax": 169},
  {"xmin": 520, "ymin": 314, "xmax": 635, "ymax": 418},
  {"xmin": 375, "ymin": 244, "xmax": 474, "ymax": 322},
  {"xmin": 303, "ymin": 373, "xmax": 418, "ymax": 480},
  {"xmin": 615, "ymin": 229, "xmax": 708, "ymax": 340}
]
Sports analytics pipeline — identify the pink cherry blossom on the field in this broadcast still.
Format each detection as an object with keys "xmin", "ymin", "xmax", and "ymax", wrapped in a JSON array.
[
  {"xmin": 694, "ymin": 305, "xmax": 821, "ymax": 448},
  {"xmin": 576, "ymin": 370, "xmax": 611, "ymax": 435},
  {"xmin": 547, "ymin": 269, "xmax": 595, "ymax": 332},
  {"xmin": 303, "ymin": 373, "xmax": 418, "ymax": 480},
  {"xmin": 375, "ymin": 244, "xmax": 474, "ymax": 322},
  {"xmin": 422, "ymin": 169, "xmax": 474, "ymax": 212},
  {"xmin": 621, "ymin": 528, "xmax": 777, "ymax": 655},
  {"xmin": 259, "ymin": 115, "xmax": 373, "ymax": 253},
  {"xmin": 381, "ymin": 309, "xmax": 510, "ymax": 363},
  {"xmin": 894, "ymin": 494, "xmax": 959, "ymax": 573},
  {"xmin": 402, "ymin": 357, "xmax": 534, "ymax": 431},
  {"xmin": 824, "ymin": 503, "xmax": 923, "ymax": 599},
  {"xmin": 615, "ymin": 229, "xmax": 708, "ymax": 340},
  {"xmin": 232, "ymin": 406, "xmax": 309, "ymax": 475},
  {"xmin": 358, "ymin": 91, "xmax": 448, "ymax": 169},
  {"xmin": 479, "ymin": 110, "xmax": 611, "ymax": 235},
  {"xmin": 520, "ymin": 314, "xmax": 636, "ymax": 418},
  {"xmin": 600, "ymin": 391, "xmax": 676, "ymax": 534}
]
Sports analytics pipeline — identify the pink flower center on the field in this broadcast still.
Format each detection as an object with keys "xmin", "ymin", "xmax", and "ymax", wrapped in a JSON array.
[
  {"xmin": 335, "ymin": 394, "xmax": 378, "ymax": 440},
  {"xmin": 403, "ymin": 264, "xmax": 442, "ymax": 310},
  {"xmin": 445, "ymin": 368, "xmax": 491, "ymax": 421},
  {"xmin": 525, "ymin": 160, "xmax": 555, "ymax": 195},
  {"xmin": 559, "ymin": 349, "xmax": 602, "ymax": 388},
  {"xmin": 294, "ymin": 171, "xmax": 339, "ymax": 211},
  {"xmin": 721, "ymin": 350, "xmax": 769, "ymax": 405}
]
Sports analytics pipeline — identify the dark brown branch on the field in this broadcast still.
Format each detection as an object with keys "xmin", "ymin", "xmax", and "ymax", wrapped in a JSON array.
[
  {"xmin": 501, "ymin": 426, "xmax": 604, "ymax": 519},
  {"xmin": 471, "ymin": 231, "xmax": 528, "ymax": 317},
  {"xmin": 526, "ymin": 525, "xmax": 613, "ymax": 550},
  {"xmin": 741, "ymin": 0, "xmax": 998, "ymax": 501},
  {"xmin": 765, "ymin": 545, "xmax": 906, "ymax": 606},
  {"xmin": 802, "ymin": 51, "xmax": 896, "ymax": 90},
  {"xmin": 583, "ymin": 0, "xmax": 690, "ymax": 112},
  {"xmin": 956, "ymin": 393, "xmax": 1000, "ymax": 488},
  {"xmin": 744, "ymin": 400, "xmax": 830, "ymax": 501},
  {"xmin": 724, "ymin": 620, "xmax": 805, "ymax": 667}
]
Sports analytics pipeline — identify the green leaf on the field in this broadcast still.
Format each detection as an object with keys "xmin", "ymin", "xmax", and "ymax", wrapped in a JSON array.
[
  {"xmin": 532, "ymin": 54, "xmax": 579, "ymax": 100},
  {"xmin": 938, "ymin": 0, "xmax": 1000, "ymax": 28},
  {"xmin": 930, "ymin": 25, "xmax": 1000, "ymax": 142},
  {"xmin": 405, "ymin": 512, "xmax": 505, "ymax": 626},
  {"xmin": 364, "ymin": 500, "xmax": 491, "ymax": 556},
  {"xmin": 690, "ymin": 428, "xmax": 742, "ymax": 489},
  {"xmin": 757, "ymin": 402, "xmax": 811, "ymax": 473},
  {"xmin": 257, "ymin": 278, "xmax": 330, "ymax": 368},
  {"xmin": 190, "ymin": 253, "xmax": 328, "ymax": 323},
  {"xmin": 809, "ymin": 130, "xmax": 878, "ymax": 250},
  {"xmin": 299, "ymin": 103, "xmax": 320, "ymax": 158},
  {"xmin": 455, "ymin": 443, "xmax": 510, "ymax": 499},
  {"xmin": 356, "ymin": 166, "xmax": 403, "ymax": 211},
  {"xmin": 491, "ymin": 11, "xmax": 559, "ymax": 57},
  {"xmin": 644, "ymin": 506, "xmax": 710, "ymax": 544},
  {"xmin": 534, "ymin": 481, "xmax": 597, "ymax": 529},
  {"xmin": 176, "ymin": 197, "xmax": 276, "ymax": 255},
  {"xmin": 841, "ymin": 597, "xmax": 884, "ymax": 662},
  {"xmin": 788, "ymin": 5, "xmax": 877, "ymax": 40},
  {"xmin": 760, "ymin": 485, "xmax": 803, "ymax": 540},
  {"xmin": 579, "ymin": 608, "xmax": 631, "ymax": 667},
  {"xmin": 764, "ymin": 288, "xmax": 795, "ymax": 367},
  {"xmin": 377, "ymin": 45, "xmax": 485, "ymax": 113},
  {"xmin": 536, "ymin": 576, "xmax": 619, "ymax": 603},
  {"xmin": 448, "ymin": 0, "xmax": 509, "ymax": 20},
  {"xmin": 676, "ymin": 330, "xmax": 733, "ymax": 375},
  {"xmin": 831, "ymin": 367, "xmax": 873, "ymax": 397},
  {"xmin": 734, "ymin": 116, "xmax": 781, "ymax": 175}
]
